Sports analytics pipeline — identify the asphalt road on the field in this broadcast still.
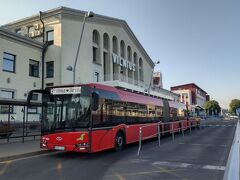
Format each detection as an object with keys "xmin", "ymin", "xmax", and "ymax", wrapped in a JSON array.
[{"xmin": 0, "ymin": 119, "xmax": 237, "ymax": 180}]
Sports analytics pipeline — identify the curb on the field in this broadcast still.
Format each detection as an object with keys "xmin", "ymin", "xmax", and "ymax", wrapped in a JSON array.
[
  {"xmin": 223, "ymin": 119, "xmax": 240, "ymax": 180},
  {"xmin": 0, "ymin": 150, "xmax": 55, "ymax": 162}
]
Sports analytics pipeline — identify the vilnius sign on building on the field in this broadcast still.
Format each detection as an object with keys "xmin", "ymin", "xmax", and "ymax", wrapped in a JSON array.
[{"xmin": 112, "ymin": 53, "xmax": 136, "ymax": 71}]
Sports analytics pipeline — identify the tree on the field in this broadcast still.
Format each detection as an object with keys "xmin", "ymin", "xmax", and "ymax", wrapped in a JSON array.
[
  {"xmin": 204, "ymin": 100, "xmax": 221, "ymax": 116},
  {"xmin": 229, "ymin": 99, "xmax": 240, "ymax": 115}
]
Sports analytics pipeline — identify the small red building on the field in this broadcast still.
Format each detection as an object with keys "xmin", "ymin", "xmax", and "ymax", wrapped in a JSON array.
[{"xmin": 171, "ymin": 83, "xmax": 209, "ymax": 116}]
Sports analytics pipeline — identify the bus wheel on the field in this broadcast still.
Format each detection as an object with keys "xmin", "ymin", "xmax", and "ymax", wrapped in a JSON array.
[{"xmin": 115, "ymin": 132, "xmax": 125, "ymax": 151}]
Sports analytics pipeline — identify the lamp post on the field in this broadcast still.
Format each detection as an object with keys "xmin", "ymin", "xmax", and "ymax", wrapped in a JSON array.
[
  {"xmin": 186, "ymin": 95, "xmax": 189, "ymax": 117},
  {"xmin": 72, "ymin": 11, "xmax": 94, "ymax": 84},
  {"xmin": 147, "ymin": 60, "xmax": 160, "ymax": 95}
]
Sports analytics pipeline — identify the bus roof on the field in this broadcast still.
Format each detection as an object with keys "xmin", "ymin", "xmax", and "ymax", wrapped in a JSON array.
[
  {"xmin": 49, "ymin": 83, "xmax": 186, "ymax": 108},
  {"xmin": 87, "ymin": 83, "xmax": 163, "ymax": 106}
]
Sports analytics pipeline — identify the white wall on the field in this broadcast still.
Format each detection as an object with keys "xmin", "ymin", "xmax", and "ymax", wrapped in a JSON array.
[
  {"xmin": 61, "ymin": 14, "xmax": 153, "ymax": 88},
  {"xmin": 0, "ymin": 38, "xmax": 42, "ymax": 98},
  {"xmin": 0, "ymin": 36, "xmax": 42, "ymax": 122}
]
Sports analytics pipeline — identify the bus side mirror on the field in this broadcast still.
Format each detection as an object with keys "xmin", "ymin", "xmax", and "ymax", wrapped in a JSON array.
[
  {"xmin": 91, "ymin": 92, "xmax": 99, "ymax": 111},
  {"xmin": 27, "ymin": 92, "xmax": 33, "ymax": 105},
  {"xmin": 27, "ymin": 89, "xmax": 53, "ymax": 106}
]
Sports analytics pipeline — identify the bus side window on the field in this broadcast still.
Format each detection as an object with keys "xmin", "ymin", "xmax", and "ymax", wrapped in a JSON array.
[
  {"xmin": 126, "ymin": 102, "xmax": 139, "ymax": 124},
  {"xmin": 155, "ymin": 106, "xmax": 163, "ymax": 122},
  {"xmin": 92, "ymin": 99, "xmax": 105, "ymax": 127},
  {"xmin": 170, "ymin": 107, "xmax": 178, "ymax": 121},
  {"xmin": 138, "ymin": 104, "xmax": 148, "ymax": 123},
  {"xmin": 147, "ymin": 104, "xmax": 156, "ymax": 122},
  {"xmin": 177, "ymin": 108, "xmax": 187, "ymax": 120},
  {"xmin": 111, "ymin": 101, "xmax": 126, "ymax": 125}
]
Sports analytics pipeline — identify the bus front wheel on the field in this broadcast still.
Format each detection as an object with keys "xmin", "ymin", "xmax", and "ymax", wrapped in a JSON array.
[{"xmin": 115, "ymin": 131, "xmax": 125, "ymax": 151}]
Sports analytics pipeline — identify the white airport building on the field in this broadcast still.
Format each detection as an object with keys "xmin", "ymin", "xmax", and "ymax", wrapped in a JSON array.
[{"xmin": 0, "ymin": 7, "xmax": 179, "ymax": 121}]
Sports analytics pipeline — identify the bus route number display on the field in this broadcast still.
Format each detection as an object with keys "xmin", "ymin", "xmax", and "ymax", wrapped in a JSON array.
[{"xmin": 51, "ymin": 87, "xmax": 81, "ymax": 95}]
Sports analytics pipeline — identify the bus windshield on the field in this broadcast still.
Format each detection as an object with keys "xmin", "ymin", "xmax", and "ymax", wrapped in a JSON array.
[{"xmin": 42, "ymin": 94, "xmax": 91, "ymax": 133}]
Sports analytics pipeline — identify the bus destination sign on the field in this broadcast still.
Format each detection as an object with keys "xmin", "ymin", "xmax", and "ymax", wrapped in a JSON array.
[{"xmin": 51, "ymin": 87, "xmax": 81, "ymax": 95}]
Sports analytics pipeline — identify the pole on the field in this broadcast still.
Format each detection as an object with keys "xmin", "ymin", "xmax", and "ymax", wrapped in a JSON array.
[
  {"xmin": 73, "ymin": 14, "xmax": 87, "ymax": 84},
  {"xmin": 158, "ymin": 124, "xmax": 161, "ymax": 147},
  {"xmin": 7, "ymin": 105, "xmax": 10, "ymax": 143},
  {"xmin": 181, "ymin": 121, "xmax": 184, "ymax": 137},
  {"xmin": 189, "ymin": 120, "xmax": 192, "ymax": 135},
  {"xmin": 26, "ymin": 106, "xmax": 29, "ymax": 137},
  {"xmin": 39, "ymin": 11, "xmax": 46, "ymax": 90},
  {"xmin": 148, "ymin": 69, "xmax": 154, "ymax": 95},
  {"xmin": 137, "ymin": 127, "xmax": 142, "ymax": 156},
  {"xmin": 22, "ymin": 106, "xmax": 26, "ymax": 143},
  {"xmin": 171, "ymin": 122, "xmax": 174, "ymax": 142}
]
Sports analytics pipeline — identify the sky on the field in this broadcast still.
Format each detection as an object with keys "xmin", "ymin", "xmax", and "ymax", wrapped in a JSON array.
[{"xmin": 0, "ymin": 0, "xmax": 239, "ymax": 109}]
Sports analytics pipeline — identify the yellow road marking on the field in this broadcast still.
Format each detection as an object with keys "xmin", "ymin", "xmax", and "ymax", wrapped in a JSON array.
[
  {"xmin": 105, "ymin": 169, "xmax": 185, "ymax": 178},
  {"xmin": 56, "ymin": 160, "xmax": 64, "ymax": 180},
  {"xmin": 0, "ymin": 151, "xmax": 58, "ymax": 164},
  {"xmin": 0, "ymin": 161, "xmax": 11, "ymax": 176},
  {"xmin": 114, "ymin": 172, "xmax": 125, "ymax": 180},
  {"xmin": 57, "ymin": 161, "xmax": 63, "ymax": 171},
  {"xmin": 152, "ymin": 164, "xmax": 190, "ymax": 180}
]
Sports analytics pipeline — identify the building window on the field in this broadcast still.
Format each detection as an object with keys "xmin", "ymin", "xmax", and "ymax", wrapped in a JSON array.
[
  {"xmin": 0, "ymin": 90, "xmax": 14, "ymax": 99},
  {"xmin": 133, "ymin": 52, "xmax": 138, "ymax": 82},
  {"xmin": 103, "ymin": 52, "xmax": 108, "ymax": 81},
  {"xmin": 103, "ymin": 33, "xmax": 109, "ymax": 50},
  {"xmin": 3, "ymin": 52, "xmax": 16, "ymax": 73},
  {"xmin": 92, "ymin": 30, "xmax": 100, "ymax": 64},
  {"xmin": 0, "ymin": 90, "xmax": 14, "ymax": 114},
  {"xmin": 46, "ymin": 61, "xmax": 54, "ymax": 78},
  {"xmin": 120, "ymin": 40, "xmax": 125, "ymax": 58},
  {"xmin": 28, "ymin": 26, "xmax": 34, "ymax": 37},
  {"xmin": 127, "ymin": 46, "xmax": 132, "ymax": 60},
  {"xmin": 29, "ymin": 59, "xmax": 39, "ymax": 77},
  {"xmin": 93, "ymin": 30, "xmax": 99, "ymax": 44},
  {"xmin": 139, "ymin": 58, "xmax": 143, "ymax": 81},
  {"xmin": 46, "ymin": 30, "xmax": 54, "ymax": 45},
  {"xmin": 112, "ymin": 36, "xmax": 118, "ymax": 54},
  {"xmin": 112, "ymin": 36, "xmax": 118, "ymax": 78},
  {"xmin": 93, "ymin": 47, "xmax": 97, "ymax": 63},
  {"xmin": 28, "ymin": 26, "xmax": 34, "ymax": 33}
]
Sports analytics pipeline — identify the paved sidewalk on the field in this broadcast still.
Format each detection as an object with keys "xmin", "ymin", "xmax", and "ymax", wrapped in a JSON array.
[{"xmin": 0, "ymin": 140, "xmax": 47, "ymax": 162}]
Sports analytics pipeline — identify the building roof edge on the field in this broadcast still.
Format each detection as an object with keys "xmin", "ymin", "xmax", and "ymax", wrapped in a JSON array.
[
  {"xmin": 0, "ymin": 27, "xmax": 43, "ymax": 49},
  {"xmin": 1, "ymin": 6, "xmax": 154, "ymax": 67},
  {"xmin": 171, "ymin": 83, "xmax": 208, "ymax": 94}
]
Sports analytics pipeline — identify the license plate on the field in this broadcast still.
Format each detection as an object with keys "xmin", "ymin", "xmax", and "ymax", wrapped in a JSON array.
[{"xmin": 54, "ymin": 146, "xmax": 65, "ymax": 151}]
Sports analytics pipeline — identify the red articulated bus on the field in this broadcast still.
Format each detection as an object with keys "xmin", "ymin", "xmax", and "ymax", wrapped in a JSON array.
[{"xmin": 27, "ymin": 83, "xmax": 194, "ymax": 153}]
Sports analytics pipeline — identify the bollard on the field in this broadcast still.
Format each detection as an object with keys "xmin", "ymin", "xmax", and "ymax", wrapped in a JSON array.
[
  {"xmin": 7, "ymin": 105, "xmax": 10, "ymax": 143},
  {"xmin": 158, "ymin": 124, "xmax": 161, "ymax": 147},
  {"xmin": 171, "ymin": 123, "xmax": 174, "ymax": 142},
  {"xmin": 189, "ymin": 121, "xmax": 192, "ymax": 135},
  {"xmin": 137, "ymin": 127, "xmax": 142, "ymax": 156},
  {"xmin": 181, "ymin": 121, "xmax": 184, "ymax": 137},
  {"xmin": 22, "ymin": 106, "xmax": 26, "ymax": 143}
]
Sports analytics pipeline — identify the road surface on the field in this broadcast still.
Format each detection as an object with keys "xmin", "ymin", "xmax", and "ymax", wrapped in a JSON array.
[{"xmin": 0, "ymin": 119, "xmax": 237, "ymax": 180}]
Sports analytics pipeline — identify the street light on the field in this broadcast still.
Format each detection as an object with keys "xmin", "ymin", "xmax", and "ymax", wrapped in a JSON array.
[
  {"xmin": 147, "ymin": 60, "xmax": 160, "ymax": 95},
  {"xmin": 186, "ymin": 95, "xmax": 189, "ymax": 116},
  {"xmin": 70, "ymin": 11, "xmax": 94, "ymax": 84}
]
